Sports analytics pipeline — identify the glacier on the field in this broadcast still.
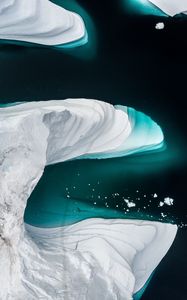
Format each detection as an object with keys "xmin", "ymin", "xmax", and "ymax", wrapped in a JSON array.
[
  {"xmin": 0, "ymin": 99, "xmax": 177, "ymax": 299},
  {"xmin": 0, "ymin": 0, "xmax": 87, "ymax": 48}
]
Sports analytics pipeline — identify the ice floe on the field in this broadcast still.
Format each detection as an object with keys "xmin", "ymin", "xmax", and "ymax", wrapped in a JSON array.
[
  {"xmin": 0, "ymin": 99, "xmax": 176, "ymax": 299},
  {"xmin": 0, "ymin": 0, "xmax": 86, "ymax": 47}
]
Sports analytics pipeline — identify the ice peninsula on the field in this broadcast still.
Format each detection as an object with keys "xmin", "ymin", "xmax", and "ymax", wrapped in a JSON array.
[{"xmin": 0, "ymin": 99, "xmax": 177, "ymax": 299}]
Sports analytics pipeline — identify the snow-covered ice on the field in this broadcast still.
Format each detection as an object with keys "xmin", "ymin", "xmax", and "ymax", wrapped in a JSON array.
[
  {"xmin": 149, "ymin": 0, "xmax": 187, "ymax": 16},
  {"xmin": 0, "ymin": 99, "xmax": 176, "ymax": 299},
  {"xmin": 0, "ymin": 0, "xmax": 86, "ymax": 47}
]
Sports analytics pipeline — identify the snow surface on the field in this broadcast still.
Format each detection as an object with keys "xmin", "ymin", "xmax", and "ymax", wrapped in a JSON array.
[
  {"xmin": 0, "ymin": 0, "xmax": 86, "ymax": 46},
  {"xmin": 0, "ymin": 99, "xmax": 176, "ymax": 299},
  {"xmin": 149, "ymin": 0, "xmax": 187, "ymax": 16},
  {"xmin": 25, "ymin": 219, "xmax": 177, "ymax": 299}
]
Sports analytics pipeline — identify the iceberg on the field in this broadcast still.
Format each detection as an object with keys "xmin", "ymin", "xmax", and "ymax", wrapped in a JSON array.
[
  {"xmin": 0, "ymin": 99, "xmax": 176, "ymax": 299},
  {"xmin": 25, "ymin": 219, "xmax": 177, "ymax": 300},
  {"xmin": 149, "ymin": 0, "xmax": 187, "ymax": 16},
  {"xmin": 0, "ymin": 0, "xmax": 87, "ymax": 48},
  {"xmin": 126, "ymin": 0, "xmax": 187, "ymax": 17}
]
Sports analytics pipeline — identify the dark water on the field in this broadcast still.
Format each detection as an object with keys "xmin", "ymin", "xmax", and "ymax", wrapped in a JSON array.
[{"xmin": 0, "ymin": 0, "xmax": 187, "ymax": 299}]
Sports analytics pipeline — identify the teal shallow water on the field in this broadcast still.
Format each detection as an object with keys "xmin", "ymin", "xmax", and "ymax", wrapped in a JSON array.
[
  {"xmin": 122, "ymin": 0, "xmax": 167, "ymax": 16},
  {"xmin": 24, "ymin": 151, "xmax": 177, "ymax": 228},
  {"xmin": 133, "ymin": 272, "xmax": 154, "ymax": 300}
]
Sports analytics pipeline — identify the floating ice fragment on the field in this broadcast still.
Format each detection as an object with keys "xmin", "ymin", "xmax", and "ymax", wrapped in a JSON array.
[
  {"xmin": 158, "ymin": 201, "xmax": 164, "ymax": 207},
  {"xmin": 128, "ymin": 202, "xmax": 136, "ymax": 208},
  {"xmin": 164, "ymin": 197, "xmax": 174, "ymax": 206},
  {"xmin": 124, "ymin": 199, "xmax": 136, "ymax": 208},
  {"xmin": 155, "ymin": 22, "xmax": 165, "ymax": 30},
  {"xmin": 153, "ymin": 193, "xmax": 158, "ymax": 198},
  {"xmin": 161, "ymin": 212, "xmax": 167, "ymax": 218}
]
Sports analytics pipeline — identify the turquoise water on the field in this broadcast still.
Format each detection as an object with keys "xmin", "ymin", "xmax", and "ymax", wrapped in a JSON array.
[
  {"xmin": 0, "ymin": 102, "xmax": 24, "ymax": 107},
  {"xmin": 122, "ymin": 0, "xmax": 167, "ymax": 16},
  {"xmin": 133, "ymin": 272, "xmax": 154, "ymax": 299},
  {"xmin": 24, "ymin": 150, "xmax": 176, "ymax": 228},
  {"xmin": 81, "ymin": 106, "xmax": 164, "ymax": 160},
  {"xmin": 0, "ymin": 33, "xmax": 88, "ymax": 49}
]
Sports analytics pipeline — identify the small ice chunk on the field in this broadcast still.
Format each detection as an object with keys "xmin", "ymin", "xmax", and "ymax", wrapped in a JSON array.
[
  {"xmin": 161, "ymin": 212, "xmax": 167, "ymax": 218},
  {"xmin": 153, "ymin": 193, "xmax": 158, "ymax": 198},
  {"xmin": 155, "ymin": 22, "xmax": 165, "ymax": 30},
  {"xmin": 158, "ymin": 201, "xmax": 164, "ymax": 207},
  {"xmin": 124, "ymin": 199, "xmax": 136, "ymax": 208},
  {"xmin": 164, "ymin": 197, "xmax": 174, "ymax": 206}
]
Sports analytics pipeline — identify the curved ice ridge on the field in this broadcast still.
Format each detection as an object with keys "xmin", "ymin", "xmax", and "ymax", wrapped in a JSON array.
[
  {"xmin": 0, "ymin": 0, "xmax": 86, "ymax": 47},
  {"xmin": 0, "ymin": 98, "xmax": 172, "ymax": 300},
  {"xmin": 149, "ymin": 0, "xmax": 187, "ymax": 16},
  {"xmin": 0, "ymin": 98, "xmax": 164, "ymax": 163},
  {"xmin": 26, "ymin": 219, "xmax": 177, "ymax": 300}
]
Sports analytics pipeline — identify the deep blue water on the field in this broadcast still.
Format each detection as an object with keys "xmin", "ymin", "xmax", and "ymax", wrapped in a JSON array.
[{"xmin": 0, "ymin": 1, "xmax": 187, "ymax": 299}]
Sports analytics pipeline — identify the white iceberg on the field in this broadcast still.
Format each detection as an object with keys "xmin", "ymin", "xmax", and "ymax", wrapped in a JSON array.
[
  {"xmin": 0, "ymin": 0, "xmax": 86, "ymax": 47},
  {"xmin": 149, "ymin": 0, "xmax": 187, "ymax": 16},
  {"xmin": 25, "ymin": 219, "xmax": 177, "ymax": 300},
  {"xmin": 0, "ymin": 99, "xmax": 176, "ymax": 299}
]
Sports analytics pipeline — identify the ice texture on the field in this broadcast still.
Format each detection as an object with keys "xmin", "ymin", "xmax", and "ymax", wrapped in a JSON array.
[
  {"xmin": 25, "ymin": 219, "xmax": 177, "ymax": 299},
  {"xmin": 0, "ymin": 0, "xmax": 86, "ymax": 47},
  {"xmin": 149, "ymin": 0, "xmax": 187, "ymax": 16},
  {"xmin": 0, "ymin": 99, "xmax": 176, "ymax": 299}
]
